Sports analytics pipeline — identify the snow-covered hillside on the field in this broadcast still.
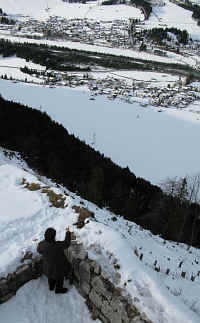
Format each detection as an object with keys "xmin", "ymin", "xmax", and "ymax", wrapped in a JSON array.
[
  {"xmin": 0, "ymin": 0, "xmax": 143, "ymax": 21},
  {"xmin": 1, "ymin": 149, "xmax": 200, "ymax": 323},
  {"xmin": 148, "ymin": 0, "xmax": 200, "ymax": 40},
  {"xmin": 1, "ymin": 0, "xmax": 200, "ymax": 41}
]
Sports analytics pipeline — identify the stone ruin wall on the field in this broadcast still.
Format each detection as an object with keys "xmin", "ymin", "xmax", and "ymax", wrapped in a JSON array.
[{"xmin": 0, "ymin": 241, "xmax": 152, "ymax": 323}]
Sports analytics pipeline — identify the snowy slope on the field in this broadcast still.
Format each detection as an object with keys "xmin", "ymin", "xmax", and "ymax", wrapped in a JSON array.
[
  {"xmin": 1, "ymin": 0, "xmax": 200, "ymax": 41},
  {"xmin": 1, "ymin": 149, "xmax": 200, "ymax": 323},
  {"xmin": 148, "ymin": 0, "xmax": 200, "ymax": 41},
  {"xmin": 0, "ymin": 0, "xmax": 143, "ymax": 21}
]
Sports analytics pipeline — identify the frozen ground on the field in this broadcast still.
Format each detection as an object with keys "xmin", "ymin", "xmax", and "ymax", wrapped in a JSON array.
[
  {"xmin": 0, "ymin": 151, "xmax": 200, "ymax": 322},
  {"xmin": 1, "ymin": 79, "xmax": 200, "ymax": 185}
]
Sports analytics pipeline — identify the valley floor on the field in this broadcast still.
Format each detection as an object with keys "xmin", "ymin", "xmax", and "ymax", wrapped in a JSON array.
[{"xmin": 1, "ymin": 79, "xmax": 200, "ymax": 184}]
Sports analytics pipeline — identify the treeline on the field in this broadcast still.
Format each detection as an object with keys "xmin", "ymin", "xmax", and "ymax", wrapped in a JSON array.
[
  {"xmin": 0, "ymin": 40, "xmax": 91, "ymax": 71},
  {"xmin": 1, "ymin": 96, "xmax": 200, "ymax": 247},
  {"xmin": 102, "ymin": 0, "xmax": 120, "ymax": 4},
  {"xmin": 0, "ymin": 39, "xmax": 199, "ymax": 78},
  {"xmin": 192, "ymin": 5, "xmax": 200, "ymax": 23},
  {"xmin": 0, "ymin": 39, "xmax": 146, "ymax": 71},
  {"xmin": 0, "ymin": 16, "xmax": 15, "ymax": 25},
  {"xmin": 145, "ymin": 27, "xmax": 189, "ymax": 45},
  {"xmin": 0, "ymin": 8, "xmax": 15, "ymax": 24}
]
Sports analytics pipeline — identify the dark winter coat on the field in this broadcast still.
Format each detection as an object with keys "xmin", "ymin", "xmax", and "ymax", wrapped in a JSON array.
[{"xmin": 37, "ymin": 231, "xmax": 71, "ymax": 279}]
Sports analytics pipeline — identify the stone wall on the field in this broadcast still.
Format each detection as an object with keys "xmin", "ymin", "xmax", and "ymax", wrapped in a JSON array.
[
  {"xmin": 0, "ymin": 255, "xmax": 42, "ymax": 304},
  {"xmin": 0, "ymin": 242, "xmax": 152, "ymax": 323},
  {"xmin": 65, "ymin": 241, "xmax": 152, "ymax": 323}
]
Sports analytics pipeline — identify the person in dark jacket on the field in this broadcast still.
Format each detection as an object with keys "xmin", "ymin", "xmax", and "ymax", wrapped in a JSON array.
[{"xmin": 37, "ymin": 227, "xmax": 71, "ymax": 294}]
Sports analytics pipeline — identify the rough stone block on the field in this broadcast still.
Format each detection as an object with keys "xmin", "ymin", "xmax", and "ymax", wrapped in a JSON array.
[
  {"xmin": 98, "ymin": 312, "xmax": 110, "ymax": 323},
  {"xmin": 6, "ymin": 273, "xmax": 15, "ymax": 282},
  {"xmin": 126, "ymin": 303, "xmax": 140, "ymax": 320},
  {"xmin": 73, "ymin": 259, "xmax": 80, "ymax": 280},
  {"xmin": 101, "ymin": 300, "xmax": 122, "ymax": 323},
  {"xmin": 77, "ymin": 249, "xmax": 88, "ymax": 261},
  {"xmin": 14, "ymin": 265, "xmax": 33, "ymax": 286},
  {"xmin": 65, "ymin": 242, "xmax": 84, "ymax": 263},
  {"xmin": 89, "ymin": 288, "xmax": 103, "ymax": 309},
  {"xmin": 90, "ymin": 260, "xmax": 101, "ymax": 275},
  {"xmin": 72, "ymin": 242, "xmax": 88, "ymax": 259},
  {"xmin": 80, "ymin": 281, "xmax": 90, "ymax": 296},
  {"xmin": 130, "ymin": 312, "xmax": 152, "ymax": 323},
  {"xmin": 0, "ymin": 279, "xmax": 9, "ymax": 296},
  {"xmin": 0, "ymin": 291, "xmax": 16, "ymax": 304},
  {"xmin": 91, "ymin": 276, "xmax": 112, "ymax": 301},
  {"xmin": 110, "ymin": 297, "xmax": 127, "ymax": 318},
  {"xmin": 109, "ymin": 312, "xmax": 122, "ymax": 323},
  {"xmin": 130, "ymin": 316, "xmax": 151, "ymax": 323},
  {"xmin": 101, "ymin": 300, "xmax": 113, "ymax": 319},
  {"xmin": 15, "ymin": 264, "xmax": 30, "ymax": 276},
  {"xmin": 73, "ymin": 279, "xmax": 81, "ymax": 294},
  {"xmin": 79, "ymin": 260, "xmax": 91, "ymax": 284}
]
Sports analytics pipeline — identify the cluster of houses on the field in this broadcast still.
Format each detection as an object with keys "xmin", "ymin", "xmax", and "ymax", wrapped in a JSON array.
[
  {"xmin": 7, "ymin": 16, "xmax": 200, "ymax": 61},
  {"xmin": 11, "ymin": 17, "xmax": 132, "ymax": 47},
  {"xmin": 17, "ymin": 67, "xmax": 200, "ymax": 109},
  {"xmin": 87, "ymin": 75, "xmax": 200, "ymax": 108}
]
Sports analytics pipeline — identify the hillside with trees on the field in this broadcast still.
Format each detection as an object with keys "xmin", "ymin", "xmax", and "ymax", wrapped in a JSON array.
[{"xmin": 0, "ymin": 95, "xmax": 200, "ymax": 246}]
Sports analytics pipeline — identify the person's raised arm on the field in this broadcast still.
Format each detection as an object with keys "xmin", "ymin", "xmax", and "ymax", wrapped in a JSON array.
[{"xmin": 58, "ymin": 227, "xmax": 71, "ymax": 249}]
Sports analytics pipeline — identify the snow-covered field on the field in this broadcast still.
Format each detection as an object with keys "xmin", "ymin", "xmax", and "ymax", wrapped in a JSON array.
[
  {"xmin": 148, "ymin": 0, "xmax": 200, "ymax": 41},
  {"xmin": 1, "ymin": 79, "xmax": 200, "ymax": 185},
  {"xmin": 0, "ymin": 0, "xmax": 143, "ymax": 21},
  {"xmin": 91, "ymin": 70, "xmax": 180, "ymax": 86},
  {"xmin": 0, "ymin": 54, "xmax": 181, "ymax": 84},
  {"xmin": 0, "ymin": 56, "xmax": 45, "ymax": 82},
  {"xmin": 1, "ymin": 150, "xmax": 200, "ymax": 323}
]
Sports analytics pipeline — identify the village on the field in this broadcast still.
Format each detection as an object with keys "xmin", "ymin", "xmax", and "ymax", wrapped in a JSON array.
[
  {"xmin": 10, "ymin": 16, "xmax": 135, "ymax": 48},
  {"xmin": 3, "ymin": 64, "xmax": 199, "ymax": 111},
  {"xmin": 44, "ymin": 70, "xmax": 200, "ymax": 109},
  {"xmin": 1, "ymin": 7, "xmax": 200, "ymax": 111},
  {"xmin": 2, "ymin": 14, "xmax": 200, "ymax": 68}
]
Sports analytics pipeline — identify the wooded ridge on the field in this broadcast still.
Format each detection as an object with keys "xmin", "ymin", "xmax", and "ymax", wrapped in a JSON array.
[{"xmin": 0, "ymin": 95, "xmax": 200, "ymax": 247}]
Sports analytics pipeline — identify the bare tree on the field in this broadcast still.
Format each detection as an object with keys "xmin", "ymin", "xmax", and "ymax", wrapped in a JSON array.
[
  {"xmin": 160, "ymin": 174, "xmax": 200, "ymax": 246},
  {"xmin": 186, "ymin": 174, "xmax": 200, "ymax": 247}
]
